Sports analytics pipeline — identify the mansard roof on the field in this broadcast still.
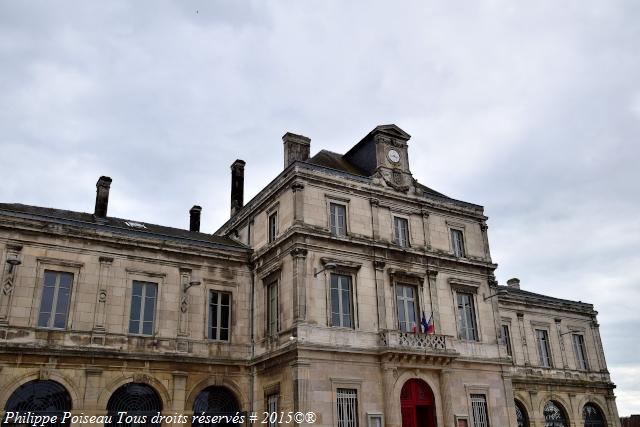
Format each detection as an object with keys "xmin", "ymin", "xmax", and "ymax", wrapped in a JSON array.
[
  {"xmin": 498, "ymin": 285, "xmax": 595, "ymax": 314},
  {"xmin": 0, "ymin": 203, "xmax": 248, "ymax": 251}
]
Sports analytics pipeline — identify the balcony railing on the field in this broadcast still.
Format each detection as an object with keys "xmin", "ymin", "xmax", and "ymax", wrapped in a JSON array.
[{"xmin": 380, "ymin": 330, "xmax": 447, "ymax": 352}]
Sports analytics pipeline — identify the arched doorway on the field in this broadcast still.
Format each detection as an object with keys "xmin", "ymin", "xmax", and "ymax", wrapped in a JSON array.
[
  {"xmin": 543, "ymin": 401, "xmax": 569, "ymax": 427},
  {"xmin": 583, "ymin": 403, "xmax": 605, "ymax": 427},
  {"xmin": 400, "ymin": 379, "xmax": 436, "ymax": 427},
  {"xmin": 4, "ymin": 380, "xmax": 72, "ymax": 427},
  {"xmin": 515, "ymin": 400, "xmax": 529, "ymax": 427},
  {"xmin": 106, "ymin": 383, "xmax": 162, "ymax": 427},
  {"xmin": 192, "ymin": 386, "xmax": 241, "ymax": 427}
]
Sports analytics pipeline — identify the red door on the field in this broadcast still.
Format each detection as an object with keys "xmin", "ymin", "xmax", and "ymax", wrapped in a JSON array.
[{"xmin": 401, "ymin": 379, "xmax": 436, "ymax": 427}]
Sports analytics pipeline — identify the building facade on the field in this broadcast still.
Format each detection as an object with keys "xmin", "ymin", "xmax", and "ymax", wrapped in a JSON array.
[{"xmin": 0, "ymin": 125, "xmax": 620, "ymax": 426}]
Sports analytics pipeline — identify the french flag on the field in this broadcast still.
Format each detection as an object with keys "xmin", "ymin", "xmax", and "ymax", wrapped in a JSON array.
[{"xmin": 422, "ymin": 311, "xmax": 435, "ymax": 334}]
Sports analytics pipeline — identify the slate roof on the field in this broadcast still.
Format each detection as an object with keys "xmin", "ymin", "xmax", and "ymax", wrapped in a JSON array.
[
  {"xmin": 307, "ymin": 150, "xmax": 453, "ymax": 200},
  {"xmin": 498, "ymin": 285, "xmax": 594, "ymax": 311},
  {"xmin": 0, "ymin": 203, "xmax": 247, "ymax": 251}
]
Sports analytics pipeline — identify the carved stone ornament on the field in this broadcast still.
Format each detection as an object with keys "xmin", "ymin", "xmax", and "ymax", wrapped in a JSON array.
[
  {"xmin": 180, "ymin": 297, "xmax": 188, "ymax": 313},
  {"xmin": 98, "ymin": 290, "xmax": 107, "ymax": 302}
]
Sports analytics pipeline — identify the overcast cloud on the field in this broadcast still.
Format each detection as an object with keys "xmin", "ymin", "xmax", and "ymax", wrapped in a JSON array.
[{"xmin": 1, "ymin": 0, "xmax": 639, "ymax": 416}]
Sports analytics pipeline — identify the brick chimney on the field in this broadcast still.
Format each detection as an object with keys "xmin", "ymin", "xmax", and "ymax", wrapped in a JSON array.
[
  {"xmin": 230, "ymin": 160, "xmax": 245, "ymax": 217},
  {"xmin": 282, "ymin": 132, "xmax": 310, "ymax": 168},
  {"xmin": 507, "ymin": 278, "xmax": 521, "ymax": 289},
  {"xmin": 189, "ymin": 205, "xmax": 202, "ymax": 232},
  {"xmin": 94, "ymin": 176, "xmax": 112, "ymax": 219}
]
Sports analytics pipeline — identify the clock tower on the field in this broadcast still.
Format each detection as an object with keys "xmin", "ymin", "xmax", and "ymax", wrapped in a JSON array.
[{"xmin": 344, "ymin": 124, "xmax": 415, "ymax": 192}]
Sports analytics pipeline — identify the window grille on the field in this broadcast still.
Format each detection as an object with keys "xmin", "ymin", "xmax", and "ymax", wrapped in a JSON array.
[
  {"xmin": 209, "ymin": 291, "xmax": 231, "ymax": 341},
  {"xmin": 515, "ymin": 400, "xmax": 528, "ymax": 427},
  {"xmin": 330, "ymin": 203, "xmax": 347, "ymax": 236},
  {"xmin": 535, "ymin": 329, "xmax": 552, "ymax": 367},
  {"xmin": 128, "ymin": 281, "xmax": 157, "ymax": 335},
  {"xmin": 393, "ymin": 217, "xmax": 409, "ymax": 247},
  {"xmin": 573, "ymin": 334, "xmax": 589, "ymax": 370},
  {"xmin": 457, "ymin": 293, "xmax": 478, "ymax": 340},
  {"xmin": 543, "ymin": 401, "xmax": 567, "ymax": 427},
  {"xmin": 451, "ymin": 229, "xmax": 465, "ymax": 257},
  {"xmin": 5, "ymin": 380, "xmax": 72, "ymax": 427},
  {"xmin": 267, "ymin": 394, "xmax": 279, "ymax": 427},
  {"xmin": 582, "ymin": 404, "xmax": 604, "ymax": 427},
  {"xmin": 337, "ymin": 388, "xmax": 358, "ymax": 427},
  {"xmin": 395, "ymin": 284, "xmax": 417, "ymax": 332},
  {"xmin": 470, "ymin": 394, "xmax": 490, "ymax": 427},
  {"xmin": 330, "ymin": 274, "xmax": 353, "ymax": 328},
  {"xmin": 38, "ymin": 270, "xmax": 74, "ymax": 329}
]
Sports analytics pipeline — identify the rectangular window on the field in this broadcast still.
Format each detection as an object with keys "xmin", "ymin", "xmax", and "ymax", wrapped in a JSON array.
[
  {"xmin": 268, "ymin": 212, "xmax": 278, "ymax": 243},
  {"xmin": 267, "ymin": 281, "xmax": 278, "ymax": 337},
  {"xmin": 470, "ymin": 394, "xmax": 490, "ymax": 427},
  {"xmin": 393, "ymin": 217, "xmax": 409, "ymax": 247},
  {"xmin": 337, "ymin": 388, "xmax": 358, "ymax": 427},
  {"xmin": 451, "ymin": 229, "xmax": 465, "ymax": 257},
  {"xmin": 209, "ymin": 291, "xmax": 231, "ymax": 341},
  {"xmin": 536, "ymin": 329, "xmax": 552, "ymax": 367},
  {"xmin": 396, "ymin": 284, "xmax": 417, "ymax": 332},
  {"xmin": 267, "ymin": 394, "xmax": 278, "ymax": 427},
  {"xmin": 573, "ymin": 333, "xmax": 589, "ymax": 370},
  {"xmin": 330, "ymin": 274, "xmax": 353, "ymax": 328},
  {"xmin": 330, "ymin": 203, "xmax": 347, "ymax": 236},
  {"xmin": 502, "ymin": 324, "xmax": 512, "ymax": 356},
  {"xmin": 37, "ymin": 270, "xmax": 73, "ymax": 329},
  {"xmin": 457, "ymin": 293, "xmax": 478, "ymax": 340},
  {"xmin": 128, "ymin": 281, "xmax": 157, "ymax": 335}
]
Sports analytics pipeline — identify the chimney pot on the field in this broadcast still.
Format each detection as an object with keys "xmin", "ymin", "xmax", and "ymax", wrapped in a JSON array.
[
  {"xmin": 282, "ymin": 132, "xmax": 311, "ymax": 168},
  {"xmin": 507, "ymin": 277, "xmax": 521, "ymax": 289},
  {"xmin": 230, "ymin": 160, "xmax": 245, "ymax": 217},
  {"xmin": 189, "ymin": 205, "xmax": 202, "ymax": 232},
  {"xmin": 94, "ymin": 176, "xmax": 112, "ymax": 219}
]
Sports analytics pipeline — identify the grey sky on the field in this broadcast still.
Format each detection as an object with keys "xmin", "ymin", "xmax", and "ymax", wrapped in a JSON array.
[{"xmin": 1, "ymin": 0, "xmax": 639, "ymax": 416}]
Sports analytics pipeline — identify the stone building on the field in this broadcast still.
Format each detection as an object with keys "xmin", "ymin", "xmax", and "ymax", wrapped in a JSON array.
[{"xmin": 0, "ymin": 124, "xmax": 620, "ymax": 427}]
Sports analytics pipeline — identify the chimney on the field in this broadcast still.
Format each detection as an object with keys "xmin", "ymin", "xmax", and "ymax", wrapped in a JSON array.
[
  {"xmin": 507, "ymin": 278, "xmax": 521, "ymax": 289},
  {"xmin": 282, "ymin": 132, "xmax": 311, "ymax": 168},
  {"xmin": 94, "ymin": 176, "xmax": 112, "ymax": 219},
  {"xmin": 230, "ymin": 160, "xmax": 245, "ymax": 217},
  {"xmin": 189, "ymin": 205, "xmax": 202, "ymax": 232}
]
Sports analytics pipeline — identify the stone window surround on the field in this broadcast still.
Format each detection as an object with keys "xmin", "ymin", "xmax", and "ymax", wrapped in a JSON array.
[
  {"xmin": 463, "ymin": 384, "xmax": 494, "ymax": 427},
  {"xmin": 500, "ymin": 317, "xmax": 514, "ymax": 362},
  {"xmin": 388, "ymin": 270, "xmax": 425, "ymax": 332},
  {"xmin": 263, "ymin": 382, "xmax": 280, "ymax": 415},
  {"xmin": 531, "ymin": 321, "xmax": 554, "ymax": 368},
  {"xmin": 446, "ymin": 220, "xmax": 468, "ymax": 258},
  {"xmin": 201, "ymin": 278, "xmax": 238, "ymax": 342},
  {"xmin": 330, "ymin": 377, "xmax": 363, "ymax": 427},
  {"xmin": 124, "ymin": 268, "xmax": 166, "ymax": 337},
  {"xmin": 565, "ymin": 326, "xmax": 590, "ymax": 371},
  {"xmin": 367, "ymin": 412, "xmax": 384, "ymax": 427},
  {"xmin": 266, "ymin": 202, "xmax": 280, "ymax": 244},
  {"xmin": 325, "ymin": 194, "xmax": 351, "ymax": 237},
  {"xmin": 391, "ymin": 212, "xmax": 411, "ymax": 247},
  {"xmin": 321, "ymin": 258, "xmax": 361, "ymax": 330},
  {"xmin": 30, "ymin": 257, "xmax": 83, "ymax": 330},
  {"xmin": 449, "ymin": 278, "xmax": 482, "ymax": 342}
]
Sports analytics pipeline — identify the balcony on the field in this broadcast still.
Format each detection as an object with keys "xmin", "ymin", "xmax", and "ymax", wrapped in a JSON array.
[{"xmin": 379, "ymin": 330, "xmax": 448, "ymax": 352}]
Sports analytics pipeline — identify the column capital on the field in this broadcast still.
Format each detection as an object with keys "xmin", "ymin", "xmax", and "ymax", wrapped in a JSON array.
[
  {"xmin": 291, "ymin": 180, "xmax": 305, "ymax": 192},
  {"xmin": 290, "ymin": 248, "xmax": 308, "ymax": 259},
  {"xmin": 426, "ymin": 269, "xmax": 438, "ymax": 279},
  {"xmin": 98, "ymin": 256, "xmax": 114, "ymax": 264},
  {"xmin": 374, "ymin": 260, "xmax": 386, "ymax": 271}
]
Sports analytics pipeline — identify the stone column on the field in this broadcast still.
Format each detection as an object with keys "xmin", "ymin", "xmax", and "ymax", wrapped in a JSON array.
[
  {"xmin": 374, "ymin": 261, "xmax": 387, "ymax": 330},
  {"xmin": 502, "ymin": 371, "xmax": 516, "ymax": 427},
  {"xmin": 370, "ymin": 198, "xmax": 380, "ymax": 240},
  {"xmin": 92, "ymin": 256, "xmax": 113, "ymax": 333},
  {"xmin": 421, "ymin": 209, "xmax": 432, "ymax": 250},
  {"xmin": 83, "ymin": 368, "xmax": 103, "ymax": 413},
  {"xmin": 382, "ymin": 365, "xmax": 399, "ymax": 427},
  {"xmin": 291, "ymin": 181, "xmax": 305, "ymax": 225},
  {"xmin": 178, "ymin": 268, "xmax": 192, "ymax": 337},
  {"xmin": 480, "ymin": 223, "xmax": 491, "ymax": 262},
  {"xmin": 291, "ymin": 248, "xmax": 308, "ymax": 324},
  {"xmin": 291, "ymin": 360, "xmax": 310, "ymax": 426},
  {"xmin": 0, "ymin": 244, "xmax": 22, "ymax": 325},
  {"xmin": 554, "ymin": 318, "xmax": 569, "ymax": 368},
  {"xmin": 439, "ymin": 369, "xmax": 454, "ymax": 427},
  {"xmin": 517, "ymin": 313, "xmax": 530, "ymax": 366},
  {"xmin": 172, "ymin": 372, "xmax": 188, "ymax": 417},
  {"xmin": 426, "ymin": 270, "xmax": 441, "ymax": 333}
]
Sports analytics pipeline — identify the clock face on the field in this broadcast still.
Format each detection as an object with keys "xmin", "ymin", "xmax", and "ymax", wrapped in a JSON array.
[{"xmin": 387, "ymin": 149, "xmax": 401, "ymax": 163}]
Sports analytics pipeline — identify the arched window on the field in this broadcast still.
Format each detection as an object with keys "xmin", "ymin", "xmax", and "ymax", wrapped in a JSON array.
[
  {"xmin": 192, "ymin": 386, "xmax": 241, "ymax": 427},
  {"xmin": 583, "ymin": 403, "xmax": 605, "ymax": 427},
  {"xmin": 544, "ymin": 401, "xmax": 568, "ymax": 427},
  {"xmin": 4, "ymin": 380, "xmax": 72, "ymax": 427},
  {"xmin": 106, "ymin": 383, "xmax": 162, "ymax": 427},
  {"xmin": 515, "ymin": 400, "xmax": 529, "ymax": 427}
]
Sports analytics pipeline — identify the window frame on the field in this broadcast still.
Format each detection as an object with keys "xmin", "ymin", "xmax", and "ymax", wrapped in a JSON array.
[
  {"xmin": 266, "ymin": 279, "xmax": 279, "ymax": 338},
  {"xmin": 393, "ymin": 215, "xmax": 410, "ymax": 247},
  {"xmin": 395, "ymin": 283, "xmax": 419, "ymax": 333},
  {"xmin": 450, "ymin": 228, "xmax": 466, "ymax": 258},
  {"xmin": 128, "ymin": 280, "xmax": 158, "ymax": 336},
  {"xmin": 464, "ymin": 385, "xmax": 493, "ymax": 427},
  {"xmin": 268, "ymin": 210, "xmax": 279, "ymax": 244},
  {"xmin": 470, "ymin": 393, "xmax": 491, "ymax": 427},
  {"xmin": 456, "ymin": 291, "xmax": 478, "ymax": 341},
  {"xmin": 329, "ymin": 202, "xmax": 349, "ymax": 237},
  {"xmin": 37, "ymin": 270, "xmax": 75, "ymax": 329},
  {"xmin": 31, "ymin": 259, "xmax": 82, "ymax": 330},
  {"xmin": 572, "ymin": 333, "xmax": 589, "ymax": 370},
  {"xmin": 535, "ymin": 328, "xmax": 553, "ymax": 368},
  {"xmin": 501, "ymin": 324, "xmax": 513, "ymax": 357},
  {"xmin": 208, "ymin": 290, "xmax": 232, "ymax": 342},
  {"xmin": 330, "ymin": 273, "xmax": 355, "ymax": 329}
]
